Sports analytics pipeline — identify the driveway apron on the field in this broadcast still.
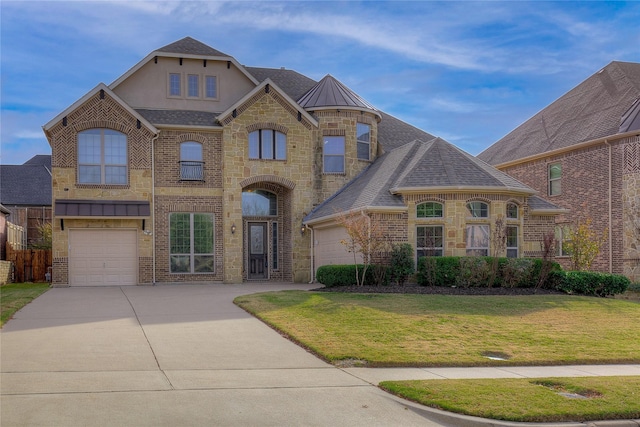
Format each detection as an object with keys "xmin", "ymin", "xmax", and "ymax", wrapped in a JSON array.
[{"xmin": 1, "ymin": 284, "xmax": 446, "ymax": 426}]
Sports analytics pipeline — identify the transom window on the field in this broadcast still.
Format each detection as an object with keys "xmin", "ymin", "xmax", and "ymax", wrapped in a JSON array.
[
  {"xmin": 357, "ymin": 123, "xmax": 371, "ymax": 160},
  {"xmin": 506, "ymin": 203, "xmax": 518, "ymax": 219},
  {"xmin": 506, "ymin": 226, "xmax": 518, "ymax": 258},
  {"xmin": 78, "ymin": 129, "xmax": 127, "ymax": 184},
  {"xmin": 549, "ymin": 163, "xmax": 562, "ymax": 196},
  {"xmin": 242, "ymin": 190, "xmax": 277, "ymax": 216},
  {"xmin": 323, "ymin": 136, "xmax": 345, "ymax": 173},
  {"xmin": 466, "ymin": 224, "xmax": 489, "ymax": 256},
  {"xmin": 180, "ymin": 142, "xmax": 204, "ymax": 181},
  {"xmin": 249, "ymin": 130, "xmax": 286, "ymax": 160},
  {"xmin": 170, "ymin": 213, "xmax": 214, "ymax": 273},
  {"xmin": 467, "ymin": 201, "xmax": 489, "ymax": 218},
  {"xmin": 417, "ymin": 226, "xmax": 443, "ymax": 257},
  {"xmin": 417, "ymin": 202, "xmax": 443, "ymax": 218}
]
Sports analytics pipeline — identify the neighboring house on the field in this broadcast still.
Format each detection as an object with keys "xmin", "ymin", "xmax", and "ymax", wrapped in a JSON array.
[
  {"xmin": 43, "ymin": 37, "xmax": 561, "ymax": 286},
  {"xmin": 0, "ymin": 155, "xmax": 53, "ymax": 248},
  {"xmin": 478, "ymin": 61, "xmax": 640, "ymax": 282},
  {"xmin": 0, "ymin": 204, "xmax": 10, "ymax": 260}
]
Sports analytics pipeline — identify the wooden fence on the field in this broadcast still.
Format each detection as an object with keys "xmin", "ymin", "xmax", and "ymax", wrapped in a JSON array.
[{"xmin": 5, "ymin": 243, "xmax": 52, "ymax": 283}]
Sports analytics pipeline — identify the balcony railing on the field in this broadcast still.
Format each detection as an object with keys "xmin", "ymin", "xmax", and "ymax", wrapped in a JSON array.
[{"xmin": 180, "ymin": 161, "xmax": 204, "ymax": 181}]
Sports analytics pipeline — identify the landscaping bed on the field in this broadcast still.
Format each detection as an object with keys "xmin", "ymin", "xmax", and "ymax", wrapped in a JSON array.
[{"xmin": 314, "ymin": 284, "xmax": 566, "ymax": 296}]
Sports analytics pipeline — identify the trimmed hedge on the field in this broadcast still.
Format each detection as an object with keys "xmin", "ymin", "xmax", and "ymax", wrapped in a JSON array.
[
  {"xmin": 417, "ymin": 256, "xmax": 562, "ymax": 289},
  {"xmin": 550, "ymin": 270, "xmax": 630, "ymax": 297},
  {"xmin": 316, "ymin": 264, "xmax": 387, "ymax": 287}
]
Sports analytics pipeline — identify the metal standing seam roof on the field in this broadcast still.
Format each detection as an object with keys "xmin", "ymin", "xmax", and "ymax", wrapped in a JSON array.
[
  {"xmin": 478, "ymin": 61, "xmax": 640, "ymax": 166},
  {"xmin": 297, "ymin": 74, "xmax": 379, "ymax": 113},
  {"xmin": 54, "ymin": 200, "xmax": 150, "ymax": 217}
]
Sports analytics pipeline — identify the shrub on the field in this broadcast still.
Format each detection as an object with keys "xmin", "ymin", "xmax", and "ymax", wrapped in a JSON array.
[
  {"xmin": 502, "ymin": 258, "xmax": 536, "ymax": 288},
  {"xmin": 552, "ymin": 270, "xmax": 631, "ymax": 297},
  {"xmin": 389, "ymin": 243, "xmax": 415, "ymax": 285},
  {"xmin": 315, "ymin": 264, "xmax": 389, "ymax": 287},
  {"xmin": 457, "ymin": 257, "xmax": 490, "ymax": 287}
]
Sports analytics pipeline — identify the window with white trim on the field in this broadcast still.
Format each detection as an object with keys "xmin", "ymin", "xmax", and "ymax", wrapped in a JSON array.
[
  {"xmin": 169, "ymin": 73, "xmax": 181, "ymax": 97},
  {"xmin": 467, "ymin": 201, "xmax": 489, "ymax": 218},
  {"xmin": 78, "ymin": 129, "xmax": 127, "ymax": 184},
  {"xmin": 466, "ymin": 224, "xmax": 489, "ymax": 256},
  {"xmin": 555, "ymin": 225, "xmax": 571, "ymax": 256},
  {"xmin": 417, "ymin": 226, "xmax": 443, "ymax": 257},
  {"xmin": 170, "ymin": 213, "xmax": 214, "ymax": 273},
  {"xmin": 188, "ymin": 74, "xmax": 199, "ymax": 97},
  {"xmin": 205, "ymin": 76, "xmax": 217, "ymax": 99},
  {"xmin": 417, "ymin": 202, "xmax": 443, "ymax": 218},
  {"xmin": 506, "ymin": 203, "xmax": 518, "ymax": 219},
  {"xmin": 323, "ymin": 136, "xmax": 345, "ymax": 173},
  {"xmin": 506, "ymin": 226, "xmax": 518, "ymax": 258},
  {"xmin": 249, "ymin": 130, "xmax": 286, "ymax": 160},
  {"xmin": 356, "ymin": 123, "xmax": 370, "ymax": 160}
]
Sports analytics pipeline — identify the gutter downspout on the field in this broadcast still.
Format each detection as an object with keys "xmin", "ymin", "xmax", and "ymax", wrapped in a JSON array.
[
  {"xmin": 151, "ymin": 131, "xmax": 160, "ymax": 285},
  {"xmin": 605, "ymin": 140, "xmax": 613, "ymax": 273},
  {"xmin": 308, "ymin": 225, "xmax": 314, "ymax": 284}
]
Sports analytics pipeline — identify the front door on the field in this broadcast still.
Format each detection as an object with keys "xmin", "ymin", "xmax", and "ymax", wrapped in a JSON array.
[{"xmin": 248, "ymin": 222, "xmax": 268, "ymax": 280}]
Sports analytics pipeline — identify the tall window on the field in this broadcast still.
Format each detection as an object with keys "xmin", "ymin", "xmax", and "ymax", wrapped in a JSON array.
[
  {"xmin": 169, "ymin": 73, "xmax": 181, "ymax": 96},
  {"xmin": 467, "ymin": 201, "xmax": 489, "ymax": 218},
  {"xmin": 417, "ymin": 202, "xmax": 443, "ymax": 218},
  {"xmin": 323, "ymin": 136, "xmax": 345, "ymax": 173},
  {"xmin": 506, "ymin": 203, "xmax": 518, "ymax": 219},
  {"xmin": 555, "ymin": 225, "xmax": 571, "ymax": 256},
  {"xmin": 466, "ymin": 224, "xmax": 490, "ymax": 256},
  {"xmin": 205, "ymin": 76, "xmax": 217, "ymax": 99},
  {"xmin": 180, "ymin": 142, "xmax": 203, "ymax": 181},
  {"xmin": 242, "ymin": 190, "xmax": 277, "ymax": 216},
  {"xmin": 78, "ymin": 129, "xmax": 127, "ymax": 184},
  {"xmin": 188, "ymin": 74, "xmax": 199, "ymax": 97},
  {"xmin": 357, "ymin": 123, "xmax": 370, "ymax": 160},
  {"xmin": 549, "ymin": 163, "xmax": 562, "ymax": 196},
  {"xmin": 170, "ymin": 213, "xmax": 214, "ymax": 273},
  {"xmin": 249, "ymin": 130, "xmax": 286, "ymax": 160},
  {"xmin": 417, "ymin": 226, "xmax": 443, "ymax": 257},
  {"xmin": 506, "ymin": 226, "xmax": 518, "ymax": 258}
]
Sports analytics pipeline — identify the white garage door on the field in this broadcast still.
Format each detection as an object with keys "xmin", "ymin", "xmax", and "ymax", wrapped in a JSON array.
[
  {"xmin": 69, "ymin": 229, "xmax": 137, "ymax": 286},
  {"xmin": 314, "ymin": 225, "xmax": 363, "ymax": 275}
]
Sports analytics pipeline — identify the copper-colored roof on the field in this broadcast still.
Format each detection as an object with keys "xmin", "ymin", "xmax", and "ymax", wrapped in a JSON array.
[{"xmin": 297, "ymin": 75, "xmax": 378, "ymax": 112}]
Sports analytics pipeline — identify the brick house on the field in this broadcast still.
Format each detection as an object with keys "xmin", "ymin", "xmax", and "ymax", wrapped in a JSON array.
[
  {"xmin": 43, "ymin": 37, "xmax": 561, "ymax": 286},
  {"xmin": 478, "ymin": 61, "xmax": 640, "ymax": 282}
]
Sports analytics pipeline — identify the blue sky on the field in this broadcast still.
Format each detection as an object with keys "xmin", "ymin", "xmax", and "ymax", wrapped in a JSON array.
[{"xmin": 2, "ymin": 1, "xmax": 640, "ymax": 165}]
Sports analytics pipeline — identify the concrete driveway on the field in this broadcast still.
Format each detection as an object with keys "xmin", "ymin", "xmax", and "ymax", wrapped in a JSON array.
[{"xmin": 1, "ymin": 284, "xmax": 448, "ymax": 426}]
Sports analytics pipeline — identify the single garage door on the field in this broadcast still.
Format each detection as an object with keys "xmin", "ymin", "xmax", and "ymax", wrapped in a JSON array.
[
  {"xmin": 314, "ymin": 225, "xmax": 363, "ymax": 275},
  {"xmin": 69, "ymin": 229, "xmax": 137, "ymax": 286}
]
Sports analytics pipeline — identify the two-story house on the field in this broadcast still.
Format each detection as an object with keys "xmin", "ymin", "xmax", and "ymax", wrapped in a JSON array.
[
  {"xmin": 479, "ymin": 61, "xmax": 640, "ymax": 282},
  {"xmin": 44, "ymin": 37, "xmax": 562, "ymax": 286}
]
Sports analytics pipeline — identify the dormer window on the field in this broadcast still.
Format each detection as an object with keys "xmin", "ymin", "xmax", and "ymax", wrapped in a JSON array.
[{"xmin": 357, "ymin": 123, "xmax": 370, "ymax": 160}]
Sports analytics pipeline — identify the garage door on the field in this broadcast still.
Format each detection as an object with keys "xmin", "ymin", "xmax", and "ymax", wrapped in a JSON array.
[
  {"xmin": 69, "ymin": 229, "xmax": 137, "ymax": 286},
  {"xmin": 314, "ymin": 225, "xmax": 363, "ymax": 275}
]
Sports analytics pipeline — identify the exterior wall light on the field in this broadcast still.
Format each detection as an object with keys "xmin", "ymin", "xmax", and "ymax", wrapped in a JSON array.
[
  {"xmin": 301, "ymin": 223, "xmax": 307, "ymax": 235},
  {"xmin": 231, "ymin": 223, "xmax": 236, "ymax": 234}
]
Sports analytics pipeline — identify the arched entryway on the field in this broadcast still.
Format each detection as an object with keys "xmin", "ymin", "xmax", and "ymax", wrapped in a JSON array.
[{"xmin": 241, "ymin": 180, "xmax": 293, "ymax": 281}]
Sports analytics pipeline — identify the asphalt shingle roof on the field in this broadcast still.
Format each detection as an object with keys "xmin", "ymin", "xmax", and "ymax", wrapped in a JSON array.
[
  {"xmin": 156, "ymin": 37, "xmax": 230, "ymax": 57},
  {"xmin": 305, "ymin": 138, "xmax": 535, "ymax": 222},
  {"xmin": 135, "ymin": 109, "xmax": 220, "ymax": 127},
  {"xmin": 478, "ymin": 61, "xmax": 640, "ymax": 165},
  {"xmin": 245, "ymin": 67, "xmax": 317, "ymax": 102},
  {"xmin": 0, "ymin": 156, "xmax": 52, "ymax": 206}
]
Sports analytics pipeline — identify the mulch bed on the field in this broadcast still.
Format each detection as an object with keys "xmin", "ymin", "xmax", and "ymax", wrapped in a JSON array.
[{"xmin": 312, "ymin": 284, "xmax": 566, "ymax": 296}]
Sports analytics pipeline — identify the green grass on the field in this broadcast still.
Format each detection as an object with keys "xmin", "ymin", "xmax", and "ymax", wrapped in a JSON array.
[
  {"xmin": 380, "ymin": 376, "xmax": 640, "ymax": 422},
  {"xmin": 234, "ymin": 291, "xmax": 640, "ymax": 366},
  {"xmin": 1, "ymin": 282, "xmax": 50, "ymax": 327}
]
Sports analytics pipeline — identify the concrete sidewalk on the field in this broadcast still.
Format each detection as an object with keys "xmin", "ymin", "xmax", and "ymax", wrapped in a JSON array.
[{"xmin": 1, "ymin": 284, "xmax": 638, "ymax": 427}]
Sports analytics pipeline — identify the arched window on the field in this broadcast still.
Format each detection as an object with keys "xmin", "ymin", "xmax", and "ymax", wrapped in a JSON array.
[
  {"xmin": 466, "ymin": 201, "xmax": 488, "ymax": 218},
  {"xmin": 417, "ymin": 202, "xmax": 443, "ymax": 218},
  {"xmin": 78, "ymin": 129, "xmax": 127, "ymax": 184},
  {"xmin": 506, "ymin": 202, "xmax": 518, "ymax": 219},
  {"xmin": 180, "ymin": 142, "xmax": 203, "ymax": 181},
  {"xmin": 242, "ymin": 190, "xmax": 277, "ymax": 216},
  {"xmin": 249, "ymin": 130, "xmax": 286, "ymax": 160}
]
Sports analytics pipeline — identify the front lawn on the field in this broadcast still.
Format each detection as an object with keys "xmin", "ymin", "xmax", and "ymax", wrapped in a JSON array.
[
  {"xmin": 380, "ymin": 376, "xmax": 640, "ymax": 422},
  {"xmin": 234, "ymin": 291, "xmax": 640, "ymax": 366},
  {"xmin": 1, "ymin": 282, "xmax": 50, "ymax": 327}
]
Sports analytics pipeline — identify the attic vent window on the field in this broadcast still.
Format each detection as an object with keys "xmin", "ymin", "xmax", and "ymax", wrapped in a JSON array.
[{"xmin": 99, "ymin": 89, "xmax": 105, "ymax": 99}]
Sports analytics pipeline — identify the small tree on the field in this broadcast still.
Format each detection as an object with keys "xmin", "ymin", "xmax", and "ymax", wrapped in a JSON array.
[
  {"xmin": 389, "ymin": 243, "xmax": 415, "ymax": 286},
  {"xmin": 564, "ymin": 218, "xmax": 607, "ymax": 271},
  {"xmin": 30, "ymin": 221, "xmax": 52, "ymax": 249},
  {"xmin": 488, "ymin": 215, "xmax": 507, "ymax": 287},
  {"xmin": 537, "ymin": 230, "xmax": 557, "ymax": 289},
  {"xmin": 336, "ymin": 210, "xmax": 387, "ymax": 286}
]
